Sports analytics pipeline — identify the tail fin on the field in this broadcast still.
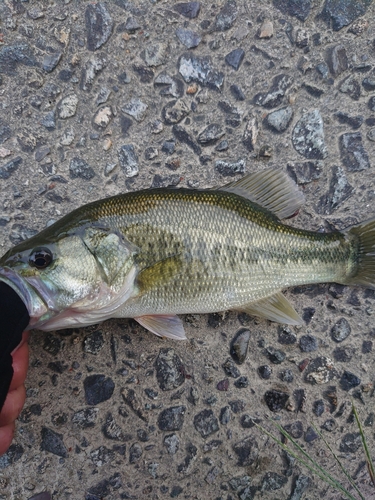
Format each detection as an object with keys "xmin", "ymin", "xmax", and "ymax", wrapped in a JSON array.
[{"xmin": 345, "ymin": 218, "xmax": 375, "ymax": 289}]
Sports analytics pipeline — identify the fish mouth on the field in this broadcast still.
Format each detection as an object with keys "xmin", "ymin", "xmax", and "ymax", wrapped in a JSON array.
[{"xmin": 0, "ymin": 267, "xmax": 53, "ymax": 328}]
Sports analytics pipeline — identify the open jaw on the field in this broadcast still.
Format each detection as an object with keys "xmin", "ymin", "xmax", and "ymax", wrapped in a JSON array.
[{"xmin": 0, "ymin": 267, "xmax": 54, "ymax": 329}]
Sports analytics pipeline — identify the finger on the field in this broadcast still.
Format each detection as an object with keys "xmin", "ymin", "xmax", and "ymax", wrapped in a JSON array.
[
  {"xmin": 0, "ymin": 384, "xmax": 26, "ymax": 426},
  {"xmin": 9, "ymin": 340, "xmax": 29, "ymax": 391},
  {"xmin": 11, "ymin": 331, "xmax": 30, "ymax": 355},
  {"xmin": 0, "ymin": 422, "xmax": 15, "ymax": 456}
]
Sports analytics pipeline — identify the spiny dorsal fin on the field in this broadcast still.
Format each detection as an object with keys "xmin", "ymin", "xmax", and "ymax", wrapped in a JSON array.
[
  {"xmin": 219, "ymin": 168, "xmax": 305, "ymax": 219},
  {"xmin": 237, "ymin": 291, "xmax": 304, "ymax": 325}
]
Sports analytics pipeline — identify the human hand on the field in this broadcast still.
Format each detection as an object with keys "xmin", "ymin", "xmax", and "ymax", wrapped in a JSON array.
[{"xmin": 0, "ymin": 332, "xmax": 29, "ymax": 456}]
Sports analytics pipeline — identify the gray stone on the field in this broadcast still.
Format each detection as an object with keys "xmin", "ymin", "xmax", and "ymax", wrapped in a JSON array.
[
  {"xmin": 154, "ymin": 72, "xmax": 184, "ymax": 98},
  {"xmin": 197, "ymin": 123, "xmax": 225, "ymax": 145},
  {"xmin": 162, "ymin": 99, "xmax": 190, "ymax": 125},
  {"xmin": 151, "ymin": 174, "xmax": 181, "ymax": 188},
  {"xmin": 253, "ymin": 74, "xmax": 293, "ymax": 108},
  {"xmin": 155, "ymin": 348, "xmax": 185, "ymax": 391},
  {"xmin": 85, "ymin": 2, "xmax": 113, "ymax": 51},
  {"xmin": 40, "ymin": 427, "xmax": 68, "ymax": 458},
  {"xmin": 334, "ymin": 112, "xmax": 363, "ymax": 130},
  {"xmin": 215, "ymin": 158, "xmax": 245, "ymax": 176},
  {"xmin": 123, "ymin": 17, "xmax": 141, "ymax": 33},
  {"xmin": 230, "ymin": 329, "xmax": 251, "ymax": 364},
  {"xmin": 83, "ymin": 331, "xmax": 104, "ymax": 354},
  {"xmin": 214, "ymin": 0, "xmax": 238, "ymax": 31},
  {"xmin": 320, "ymin": 0, "xmax": 372, "ymax": 31},
  {"xmin": 179, "ymin": 54, "xmax": 224, "ymax": 90},
  {"xmin": 118, "ymin": 145, "xmax": 139, "ymax": 178},
  {"xmin": 90, "ymin": 446, "xmax": 115, "ymax": 466},
  {"xmin": 121, "ymin": 99, "xmax": 148, "ymax": 122},
  {"xmin": 163, "ymin": 434, "xmax": 180, "ymax": 454},
  {"xmin": 279, "ymin": 368, "xmax": 294, "ymax": 383},
  {"xmin": 367, "ymin": 128, "xmax": 375, "ymax": 142},
  {"xmin": 102, "ymin": 413, "xmax": 125, "ymax": 440},
  {"xmin": 40, "ymin": 111, "xmax": 56, "ymax": 130},
  {"xmin": 331, "ymin": 317, "xmax": 351, "ymax": 342},
  {"xmin": 81, "ymin": 55, "xmax": 106, "ymax": 91},
  {"xmin": 176, "ymin": 28, "xmax": 201, "ymax": 49},
  {"xmin": 304, "ymin": 356, "xmax": 338, "ymax": 384},
  {"xmin": 173, "ymin": 2, "xmax": 201, "ymax": 18},
  {"xmin": 0, "ymin": 121, "xmax": 11, "ymax": 144},
  {"xmin": 172, "ymin": 125, "xmax": 201, "ymax": 155},
  {"xmin": 194, "ymin": 409, "xmax": 219, "ymax": 437},
  {"xmin": 0, "ymin": 156, "xmax": 22, "ymax": 180},
  {"xmin": 69, "ymin": 157, "xmax": 95, "ymax": 180},
  {"xmin": 72, "ymin": 408, "xmax": 99, "ymax": 428},
  {"xmin": 317, "ymin": 166, "xmax": 353, "ymax": 214},
  {"xmin": 225, "ymin": 48, "xmax": 245, "ymax": 70},
  {"xmin": 266, "ymin": 106, "xmax": 293, "ymax": 132},
  {"xmin": 340, "ymin": 132, "xmax": 370, "ymax": 171},
  {"xmin": 129, "ymin": 443, "xmax": 143, "ymax": 464},
  {"xmin": 141, "ymin": 44, "xmax": 166, "ymax": 67},
  {"xmin": 362, "ymin": 77, "xmax": 375, "ymax": 91},
  {"xmin": 339, "ymin": 432, "xmax": 361, "ymax": 453},
  {"xmin": 84, "ymin": 374, "xmax": 115, "ymax": 405},
  {"xmin": 264, "ymin": 389, "xmax": 289, "ymax": 411},
  {"xmin": 340, "ymin": 371, "xmax": 361, "ymax": 391},
  {"xmin": 299, "ymin": 334, "xmax": 318, "ymax": 352},
  {"xmin": 292, "ymin": 109, "xmax": 327, "ymax": 159},
  {"xmin": 273, "ymin": 0, "xmax": 311, "ymax": 21},
  {"xmin": 158, "ymin": 406, "xmax": 186, "ymax": 431},
  {"xmin": 258, "ymin": 365, "xmax": 272, "ymax": 379},
  {"xmin": 261, "ymin": 471, "xmax": 287, "ymax": 491},
  {"xmin": 286, "ymin": 161, "xmax": 322, "ymax": 184},
  {"xmin": 57, "ymin": 94, "xmax": 78, "ymax": 119},
  {"xmin": 326, "ymin": 44, "xmax": 348, "ymax": 76},
  {"xmin": 233, "ymin": 437, "xmax": 259, "ymax": 466},
  {"xmin": 290, "ymin": 475, "xmax": 311, "ymax": 500},
  {"xmin": 267, "ymin": 347, "xmax": 286, "ymax": 364},
  {"xmin": 42, "ymin": 52, "xmax": 62, "ymax": 73},
  {"xmin": 339, "ymin": 75, "xmax": 361, "ymax": 100},
  {"xmin": 93, "ymin": 106, "xmax": 112, "ymax": 129},
  {"xmin": 0, "ymin": 43, "xmax": 37, "ymax": 75}
]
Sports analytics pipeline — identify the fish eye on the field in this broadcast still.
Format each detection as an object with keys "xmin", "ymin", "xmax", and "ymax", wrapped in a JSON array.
[{"xmin": 29, "ymin": 247, "xmax": 53, "ymax": 269}]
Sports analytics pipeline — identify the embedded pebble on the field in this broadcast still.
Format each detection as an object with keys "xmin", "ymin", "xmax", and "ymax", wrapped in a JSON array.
[
  {"xmin": 290, "ymin": 475, "xmax": 310, "ymax": 500},
  {"xmin": 266, "ymin": 106, "xmax": 293, "ymax": 133},
  {"xmin": 334, "ymin": 112, "xmax": 363, "ymax": 130},
  {"xmin": 339, "ymin": 75, "xmax": 361, "ymax": 101},
  {"xmin": 313, "ymin": 399, "xmax": 325, "ymax": 417},
  {"xmin": 0, "ymin": 156, "xmax": 22, "ymax": 180},
  {"xmin": 42, "ymin": 52, "xmax": 62, "ymax": 73},
  {"xmin": 222, "ymin": 358, "xmax": 240, "ymax": 378},
  {"xmin": 158, "ymin": 406, "xmax": 186, "ymax": 431},
  {"xmin": 261, "ymin": 471, "xmax": 287, "ymax": 491},
  {"xmin": 84, "ymin": 374, "xmax": 115, "ymax": 405},
  {"xmin": 299, "ymin": 334, "xmax": 318, "ymax": 352},
  {"xmin": 173, "ymin": 2, "xmax": 201, "ymax": 18},
  {"xmin": 331, "ymin": 317, "xmax": 351, "ymax": 342},
  {"xmin": 278, "ymin": 326, "xmax": 297, "ymax": 344},
  {"xmin": 40, "ymin": 111, "xmax": 56, "ymax": 130},
  {"xmin": 317, "ymin": 166, "xmax": 353, "ymax": 214},
  {"xmin": 83, "ymin": 331, "xmax": 104, "ymax": 354},
  {"xmin": 121, "ymin": 99, "xmax": 148, "ymax": 122},
  {"xmin": 57, "ymin": 94, "xmax": 78, "ymax": 119},
  {"xmin": 232, "ymin": 436, "xmax": 259, "ymax": 466},
  {"xmin": 258, "ymin": 20, "xmax": 273, "ymax": 39},
  {"xmin": 93, "ymin": 106, "xmax": 112, "ymax": 128},
  {"xmin": 141, "ymin": 44, "xmax": 166, "ymax": 67},
  {"xmin": 267, "ymin": 347, "xmax": 286, "ymax": 364},
  {"xmin": 339, "ymin": 433, "xmax": 361, "ymax": 453},
  {"xmin": 72, "ymin": 408, "xmax": 99, "ymax": 428},
  {"xmin": 304, "ymin": 357, "xmax": 338, "ymax": 384},
  {"xmin": 162, "ymin": 100, "xmax": 190, "ymax": 125},
  {"xmin": 264, "ymin": 389, "xmax": 289, "ymax": 411},
  {"xmin": 273, "ymin": 0, "xmax": 311, "ymax": 21},
  {"xmin": 287, "ymin": 161, "xmax": 322, "ymax": 184},
  {"xmin": 225, "ymin": 48, "xmax": 245, "ymax": 70},
  {"xmin": 118, "ymin": 144, "xmax": 139, "ymax": 178},
  {"xmin": 258, "ymin": 365, "xmax": 272, "ymax": 379},
  {"xmin": 164, "ymin": 434, "xmax": 180, "ymax": 454},
  {"xmin": 340, "ymin": 370, "xmax": 361, "ymax": 391},
  {"xmin": 60, "ymin": 127, "xmax": 75, "ymax": 146},
  {"xmin": 230, "ymin": 328, "xmax": 250, "ymax": 364},
  {"xmin": 215, "ymin": 158, "xmax": 245, "ymax": 176},
  {"xmin": 214, "ymin": 0, "xmax": 238, "ymax": 31},
  {"xmin": 326, "ymin": 44, "xmax": 348, "ymax": 76},
  {"xmin": 0, "ymin": 43, "xmax": 37, "ymax": 75},
  {"xmin": 320, "ymin": 0, "xmax": 371, "ymax": 31},
  {"xmin": 193, "ymin": 409, "xmax": 219, "ymax": 437},
  {"xmin": 292, "ymin": 109, "xmax": 327, "ymax": 159},
  {"xmin": 175, "ymin": 28, "xmax": 201, "ymax": 49},
  {"xmin": 155, "ymin": 348, "xmax": 185, "ymax": 391},
  {"xmin": 339, "ymin": 132, "xmax": 370, "ymax": 171},
  {"xmin": 154, "ymin": 72, "xmax": 184, "ymax": 98},
  {"xmin": 279, "ymin": 369, "xmax": 294, "ymax": 383},
  {"xmin": 197, "ymin": 124, "xmax": 225, "ymax": 145},
  {"xmin": 69, "ymin": 157, "xmax": 95, "ymax": 180},
  {"xmin": 129, "ymin": 443, "xmax": 143, "ymax": 464},
  {"xmin": 40, "ymin": 427, "xmax": 68, "ymax": 458},
  {"xmin": 179, "ymin": 54, "xmax": 224, "ymax": 90},
  {"xmin": 253, "ymin": 74, "xmax": 293, "ymax": 108},
  {"xmin": 85, "ymin": 3, "xmax": 113, "ymax": 51}
]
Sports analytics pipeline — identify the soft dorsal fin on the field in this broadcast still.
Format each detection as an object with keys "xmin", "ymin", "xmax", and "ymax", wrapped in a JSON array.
[
  {"xmin": 219, "ymin": 168, "xmax": 305, "ymax": 219},
  {"xmin": 236, "ymin": 291, "xmax": 304, "ymax": 325}
]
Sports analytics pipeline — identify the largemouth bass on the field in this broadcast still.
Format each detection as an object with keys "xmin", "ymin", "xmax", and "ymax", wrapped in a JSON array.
[{"xmin": 1, "ymin": 168, "xmax": 374, "ymax": 338}]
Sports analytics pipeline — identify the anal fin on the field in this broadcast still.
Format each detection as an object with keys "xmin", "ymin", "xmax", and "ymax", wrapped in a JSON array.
[
  {"xmin": 237, "ymin": 292, "xmax": 303, "ymax": 325},
  {"xmin": 135, "ymin": 314, "xmax": 187, "ymax": 340}
]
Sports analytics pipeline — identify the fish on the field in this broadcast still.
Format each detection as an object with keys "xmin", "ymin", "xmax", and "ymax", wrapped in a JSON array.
[{"xmin": 1, "ymin": 168, "xmax": 375, "ymax": 337}]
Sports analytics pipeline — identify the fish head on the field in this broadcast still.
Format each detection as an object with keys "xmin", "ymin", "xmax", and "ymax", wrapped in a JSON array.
[{"xmin": 0, "ymin": 227, "xmax": 137, "ymax": 330}]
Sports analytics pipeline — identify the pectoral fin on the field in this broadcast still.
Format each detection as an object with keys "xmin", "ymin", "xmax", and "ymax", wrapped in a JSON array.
[
  {"xmin": 135, "ymin": 314, "xmax": 187, "ymax": 340},
  {"xmin": 237, "ymin": 292, "xmax": 303, "ymax": 325}
]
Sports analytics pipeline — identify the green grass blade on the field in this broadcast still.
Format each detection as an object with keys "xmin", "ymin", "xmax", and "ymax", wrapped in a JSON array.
[
  {"xmin": 255, "ymin": 422, "xmax": 359, "ymax": 500},
  {"xmin": 352, "ymin": 403, "xmax": 375, "ymax": 488},
  {"xmin": 312, "ymin": 424, "xmax": 365, "ymax": 500}
]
